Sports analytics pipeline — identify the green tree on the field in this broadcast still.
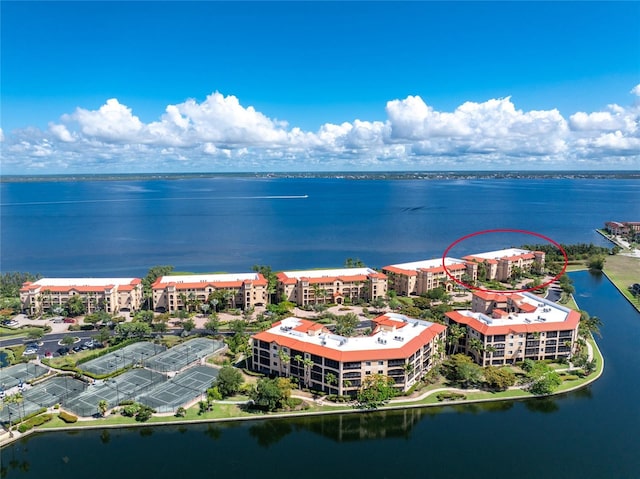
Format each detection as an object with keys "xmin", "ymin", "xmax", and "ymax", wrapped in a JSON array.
[
  {"xmin": 142, "ymin": 265, "xmax": 174, "ymax": 309},
  {"xmin": 525, "ymin": 361, "xmax": 562, "ymax": 395},
  {"xmin": 84, "ymin": 310, "xmax": 111, "ymax": 326},
  {"xmin": 26, "ymin": 329, "xmax": 44, "ymax": 341},
  {"xmin": 468, "ymin": 337, "xmax": 485, "ymax": 358},
  {"xmin": 133, "ymin": 310, "xmax": 155, "ymax": 324},
  {"xmin": 182, "ymin": 318, "xmax": 196, "ymax": 333},
  {"xmin": 65, "ymin": 295, "xmax": 85, "ymax": 317},
  {"xmin": 344, "ymin": 257, "xmax": 365, "ymax": 268},
  {"xmin": 0, "ymin": 272, "xmax": 42, "ymax": 297},
  {"xmin": 483, "ymin": 366, "xmax": 516, "ymax": 391},
  {"xmin": 252, "ymin": 265, "xmax": 278, "ymax": 300},
  {"xmin": 579, "ymin": 311, "xmax": 603, "ymax": 338},
  {"xmin": 97, "ymin": 399, "xmax": 108, "ymax": 417},
  {"xmin": 95, "ymin": 327, "xmax": 111, "ymax": 345},
  {"xmin": 447, "ymin": 324, "xmax": 466, "ymax": 354},
  {"xmin": 215, "ymin": 366, "xmax": 244, "ymax": 398},
  {"xmin": 115, "ymin": 321, "xmax": 151, "ymax": 339},
  {"xmin": 249, "ymin": 377, "xmax": 293, "ymax": 411},
  {"xmin": 587, "ymin": 255, "xmax": 606, "ymax": 272},
  {"xmin": 61, "ymin": 335, "xmax": 76, "ymax": 347},
  {"xmin": 334, "ymin": 312, "xmax": 359, "ymax": 336},
  {"xmin": 442, "ymin": 354, "xmax": 483, "ymax": 388},
  {"xmin": 204, "ymin": 315, "xmax": 220, "ymax": 334},
  {"xmin": 356, "ymin": 374, "xmax": 396, "ymax": 409}
]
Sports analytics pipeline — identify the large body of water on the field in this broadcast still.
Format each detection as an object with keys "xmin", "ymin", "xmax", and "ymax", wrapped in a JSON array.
[
  {"xmin": 1, "ymin": 177, "xmax": 638, "ymax": 276},
  {"xmin": 1, "ymin": 271, "xmax": 639, "ymax": 478},
  {"xmin": 1, "ymin": 177, "xmax": 639, "ymax": 478}
]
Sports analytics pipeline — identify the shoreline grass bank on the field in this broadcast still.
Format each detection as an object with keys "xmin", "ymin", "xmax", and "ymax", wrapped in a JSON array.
[{"xmin": 2, "ymin": 337, "xmax": 604, "ymax": 448}]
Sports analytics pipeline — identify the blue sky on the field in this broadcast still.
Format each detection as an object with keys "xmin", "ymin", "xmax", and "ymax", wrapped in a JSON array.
[{"xmin": 2, "ymin": 1, "xmax": 639, "ymax": 173}]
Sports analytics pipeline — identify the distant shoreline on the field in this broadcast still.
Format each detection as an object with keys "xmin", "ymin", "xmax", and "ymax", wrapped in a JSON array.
[{"xmin": 2, "ymin": 171, "xmax": 640, "ymax": 183}]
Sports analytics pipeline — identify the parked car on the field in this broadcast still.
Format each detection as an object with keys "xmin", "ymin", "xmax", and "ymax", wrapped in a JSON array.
[
  {"xmin": 72, "ymin": 345, "xmax": 83, "ymax": 353},
  {"xmin": 56, "ymin": 347, "xmax": 70, "ymax": 356},
  {"xmin": 23, "ymin": 348, "xmax": 38, "ymax": 356},
  {"xmin": 44, "ymin": 351, "xmax": 52, "ymax": 358},
  {"xmin": 63, "ymin": 318, "xmax": 76, "ymax": 324},
  {"xmin": 3, "ymin": 320, "xmax": 19, "ymax": 328}
]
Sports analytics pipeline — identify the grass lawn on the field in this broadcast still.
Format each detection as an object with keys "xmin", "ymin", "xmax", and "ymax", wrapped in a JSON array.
[
  {"xmin": 603, "ymin": 255, "xmax": 640, "ymax": 311},
  {"xmin": 0, "ymin": 326, "xmax": 46, "ymax": 339}
]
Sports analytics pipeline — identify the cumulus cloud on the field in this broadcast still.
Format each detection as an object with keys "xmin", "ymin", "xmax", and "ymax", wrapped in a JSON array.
[{"xmin": 3, "ymin": 88, "xmax": 639, "ymax": 173}]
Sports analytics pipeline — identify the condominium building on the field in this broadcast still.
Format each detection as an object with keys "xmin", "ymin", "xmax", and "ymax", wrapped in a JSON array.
[
  {"xmin": 276, "ymin": 267, "xmax": 387, "ymax": 306},
  {"xmin": 445, "ymin": 291, "xmax": 580, "ymax": 366},
  {"xmin": 20, "ymin": 277, "xmax": 143, "ymax": 316},
  {"xmin": 251, "ymin": 313, "xmax": 446, "ymax": 396},
  {"xmin": 462, "ymin": 248, "xmax": 545, "ymax": 282},
  {"xmin": 152, "ymin": 272, "xmax": 268, "ymax": 312},
  {"xmin": 383, "ymin": 257, "xmax": 478, "ymax": 296}
]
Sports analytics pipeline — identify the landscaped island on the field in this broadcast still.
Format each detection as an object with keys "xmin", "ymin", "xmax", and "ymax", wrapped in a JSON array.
[{"xmin": 0, "ymin": 242, "xmax": 619, "ymax": 446}]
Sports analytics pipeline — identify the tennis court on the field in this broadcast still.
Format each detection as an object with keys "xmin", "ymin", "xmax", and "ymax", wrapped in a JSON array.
[
  {"xmin": 64, "ymin": 368, "xmax": 166, "ymax": 417},
  {"xmin": 145, "ymin": 338, "xmax": 224, "ymax": 372},
  {"xmin": 79, "ymin": 341, "xmax": 166, "ymax": 376},
  {"xmin": 137, "ymin": 365, "xmax": 219, "ymax": 412},
  {"xmin": 0, "ymin": 376, "xmax": 86, "ymax": 424},
  {"xmin": 0, "ymin": 363, "xmax": 49, "ymax": 389}
]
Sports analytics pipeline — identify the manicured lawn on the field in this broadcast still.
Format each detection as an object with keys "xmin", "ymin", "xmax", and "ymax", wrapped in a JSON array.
[{"xmin": 603, "ymin": 255, "xmax": 640, "ymax": 311}]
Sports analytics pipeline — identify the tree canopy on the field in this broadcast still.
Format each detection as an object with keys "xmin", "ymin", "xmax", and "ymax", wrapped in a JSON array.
[
  {"xmin": 356, "ymin": 374, "xmax": 396, "ymax": 409},
  {"xmin": 249, "ymin": 377, "xmax": 293, "ymax": 411},
  {"xmin": 215, "ymin": 366, "xmax": 244, "ymax": 398}
]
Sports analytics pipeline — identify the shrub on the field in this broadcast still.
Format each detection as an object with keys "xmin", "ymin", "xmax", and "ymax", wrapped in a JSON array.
[
  {"xmin": 561, "ymin": 374, "xmax": 580, "ymax": 381},
  {"xmin": 436, "ymin": 392, "xmax": 466, "ymax": 401},
  {"xmin": 17, "ymin": 413, "xmax": 53, "ymax": 433},
  {"xmin": 135, "ymin": 404, "xmax": 155, "ymax": 422},
  {"xmin": 58, "ymin": 411, "xmax": 78, "ymax": 423},
  {"xmin": 79, "ymin": 324, "xmax": 95, "ymax": 331},
  {"xmin": 122, "ymin": 404, "xmax": 141, "ymax": 417},
  {"xmin": 175, "ymin": 406, "xmax": 186, "ymax": 418}
]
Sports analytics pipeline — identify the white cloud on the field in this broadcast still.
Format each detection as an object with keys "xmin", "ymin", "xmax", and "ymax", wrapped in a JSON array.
[{"xmin": 3, "ymin": 87, "xmax": 639, "ymax": 173}]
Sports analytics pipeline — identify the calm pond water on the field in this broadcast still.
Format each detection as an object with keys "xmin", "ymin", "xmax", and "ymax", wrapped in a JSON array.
[{"xmin": 2, "ymin": 271, "xmax": 639, "ymax": 479}]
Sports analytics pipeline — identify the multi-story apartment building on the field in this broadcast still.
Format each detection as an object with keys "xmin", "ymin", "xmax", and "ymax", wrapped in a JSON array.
[
  {"xmin": 605, "ymin": 221, "xmax": 640, "ymax": 241},
  {"xmin": 276, "ymin": 267, "xmax": 387, "ymax": 306},
  {"xmin": 251, "ymin": 313, "xmax": 446, "ymax": 396},
  {"xmin": 20, "ymin": 277, "xmax": 143, "ymax": 316},
  {"xmin": 445, "ymin": 291, "xmax": 580, "ymax": 366},
  {"xmin": 152, "ymin": 273, "xmax": 268, "ymax": 312},
  {"xmin": 383, "ymin": 257, "xmax": 478, "ymax": 296},
  {"xmin": 462, "ymin": 248, "xmax": 545, "ymax": 282}
]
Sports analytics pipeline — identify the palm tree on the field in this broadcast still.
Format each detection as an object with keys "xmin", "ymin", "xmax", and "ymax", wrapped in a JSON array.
[
  {"xmin": 302, "ymin": 357, "xmax": 314, "ymax": 388},
  {"xmin": 447, "ymin": 324, "xmax": 466, "ymax": 354},
  {"xmin": 178, "ymin": 293, "xmax": 188, "ymax": 312},
  {"xmin": 404, "ymin": 361, "xmax": 415, "ymax": 385},
  {"xmin": 97, "ymin": 399, "xmax": 108, "ymax": 417},
  {"xmin": 311, "ymin": 284, "xmax": 321, "ymax": 305},
  {"xmin": 278, "ymin": 350, "xmax": 291, "ymax": 377},
  {"xmin": 468, "ymin": 337, "xmax": 485, "ymax": 362},
  {"xmin": 325, "ymin": 372, "xmax": 337, "ymax": 393},
  {"xmin": 293, "ymin": 354, "xmax": 302, "ymax": 369}
]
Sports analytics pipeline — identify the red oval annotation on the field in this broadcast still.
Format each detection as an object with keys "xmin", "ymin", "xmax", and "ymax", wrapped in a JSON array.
[{"xmin": 442, "ymin": 229, "xmax": 568, "ymax": 294}]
